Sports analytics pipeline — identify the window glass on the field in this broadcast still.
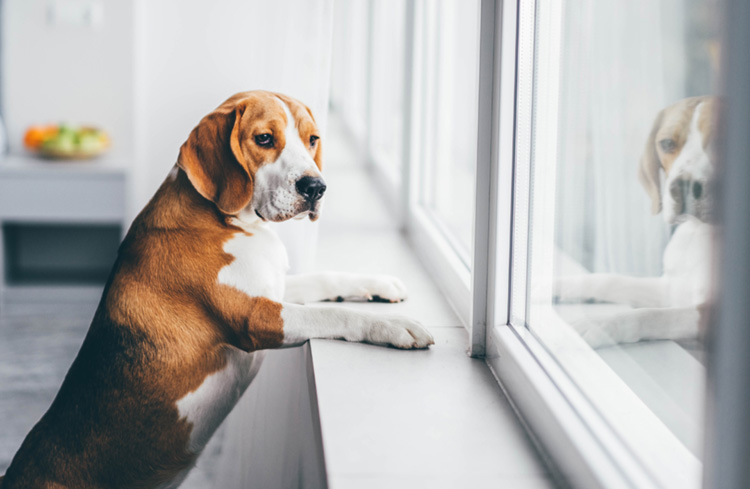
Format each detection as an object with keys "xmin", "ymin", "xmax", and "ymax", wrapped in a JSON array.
[
  {"xmin": 329, "ymin": 1, "xmax": 370, "ymax": 140},
  {"xmin": 417, "ymin": 0, "xmax": 480, "ymax": 261},
  {"xmin": 369, "ymin": 0, "xmax": 407, "ymax": 182},
  {"xmin": 515, "ymin": 0, "xmax": 721, "ymax": 475}
]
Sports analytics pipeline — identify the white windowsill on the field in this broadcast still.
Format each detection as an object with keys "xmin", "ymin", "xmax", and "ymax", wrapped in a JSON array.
[{"xmin": 309, "ymin": 329, "xmax": 551, "ymax": 488}]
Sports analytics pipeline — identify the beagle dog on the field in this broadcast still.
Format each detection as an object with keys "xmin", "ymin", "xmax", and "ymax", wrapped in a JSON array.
[
  {"xmin": 555, "ymin": 96, "xmax": 717, "ymax": 347},
  {"xmin": 0, "ymin": 91, "xmax": 433, "ymax": 489}
]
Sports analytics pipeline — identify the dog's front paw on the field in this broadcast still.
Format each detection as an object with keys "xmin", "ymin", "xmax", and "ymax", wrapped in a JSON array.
[
  {"xmin": 351, "ymin": 274, "xmax": 408, "ymax": 303},
  {"xmin": 367, "ymin": 316, "xmax": 434, "ymax": 349},
  {"xmin": 569, "ymin": 313, "xmax": 640, "ymax": 349}
]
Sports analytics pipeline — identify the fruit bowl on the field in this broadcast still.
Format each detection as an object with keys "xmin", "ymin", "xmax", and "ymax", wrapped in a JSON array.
[{"xmin": 24, "ymin": 124, "xmax": 110, "ymax": 160}]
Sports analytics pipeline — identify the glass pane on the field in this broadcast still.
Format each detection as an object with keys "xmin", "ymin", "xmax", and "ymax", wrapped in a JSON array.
[
  {"xmin": 517, "ymin": 0, "xmax": 722, "ymax": 477},
  {"xmin": 369, "ymin": 0, "xmax": 407, "ymax": 182},
  {"xmin": 418, "ymin": 0, "xmax": 480, "ymax": 260},
  {"xmin": 330, "ymin": 1, "xmax": 370, "ymax": 139}
]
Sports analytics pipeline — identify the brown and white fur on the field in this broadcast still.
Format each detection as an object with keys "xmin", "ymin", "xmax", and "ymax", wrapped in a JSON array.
[
  {"xmin": 0, "ymin": 91, "xmax": 433, "ymax": 489},
  {"xmin": 555, "ymin": 96, "xmax": 717, "ymax": 347}
]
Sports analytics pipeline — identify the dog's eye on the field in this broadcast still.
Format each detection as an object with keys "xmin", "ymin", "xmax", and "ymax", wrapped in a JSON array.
[
  {"xmin": 255, "ymin": 134, "xmax": 274, "ymax": 147},
  {"xmin": 309, "ymin": 135, "xmax": 319, "ymax": 147},
  {"xmin": 659, "ymin": 138, "xmax": 677, "ymax": 153}
]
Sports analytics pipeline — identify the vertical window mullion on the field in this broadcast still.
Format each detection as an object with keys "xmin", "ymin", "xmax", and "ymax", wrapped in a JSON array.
[
  {"xmin": 509, "ymin": 0, "xmax": 536, "ymax": 328},
  {"xmin": 399, "ymin": 0, "xmax": 417, "ymax": 226},
  {"xmin": 489, "ymin": 0, "xmax": 520, "ymax": 336},
  {"xmin": 469, "ymin": 0, "xmax": 502, "ymax": 357}
]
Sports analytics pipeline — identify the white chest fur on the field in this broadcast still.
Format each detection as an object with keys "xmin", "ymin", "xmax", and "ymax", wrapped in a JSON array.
[
  {"xmin": 217, "ymin": 219, "xmax": 289, "ymax": 302},
  {"xmin": 663, "ymin": 218, "xmax": 713, "ymax": 306}
]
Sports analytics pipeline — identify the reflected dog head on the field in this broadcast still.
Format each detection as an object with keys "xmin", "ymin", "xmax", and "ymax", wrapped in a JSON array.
[
  {"xmin": 638, "ymin": 96, "xmax": 717, "ymax": 224},
  {"xmin": 178, "ymin": 90, "xmax": 325, "ymax": 222}
]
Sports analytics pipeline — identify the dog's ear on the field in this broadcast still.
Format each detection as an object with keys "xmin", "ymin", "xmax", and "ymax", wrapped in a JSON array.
[
  {"xmin": 638, "ymin": 109, "xmax": 665, "ymax": 214},
  {"xmin": 313, "ymin": 136, "xmax": 323, "ymax": 171},
  {"xmin": 177, "ymin": 101, "xmax": 253, "ymax": 215}
]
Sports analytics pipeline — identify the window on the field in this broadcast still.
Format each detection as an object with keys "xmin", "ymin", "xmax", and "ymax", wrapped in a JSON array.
[
  {"xmin": 330, "ymin": 1, "xmax": 370, "ymax": 142},
  {"xmin": 368, "ymin": 0, "xmax": 408, "ymax": 185},
  {"xmin": 330, "ymin": 0, "xmax": 738, "ymax": 486},
  {"xmin": 331, "ymin": 0, "xmax": 482, "ymax": 323},
  {"xmin": 492, "ymin": 0, "xmax": 721, "ymax": 486},
  {"xmin": 525, "ymin": 0, "xmax": 718, "ymax": 454},
  {"xmin": 413, "ymin": 0, "xmax": 481, "ymax": 261}
]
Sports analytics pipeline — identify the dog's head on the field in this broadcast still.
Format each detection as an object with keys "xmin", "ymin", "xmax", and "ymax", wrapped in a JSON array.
[
  {"xmin": 638, "ymin": 96, "xmax": 717, "ymax": 224},
  {"xmin": 177, "ymin": 90, "xmax": 325, "ymax": 222}
]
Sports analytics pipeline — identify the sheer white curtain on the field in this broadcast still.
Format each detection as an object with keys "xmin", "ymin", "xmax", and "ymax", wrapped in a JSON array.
[{"xmin": 554, "ymin": 0, "xmax": 689, "ymax": 276}]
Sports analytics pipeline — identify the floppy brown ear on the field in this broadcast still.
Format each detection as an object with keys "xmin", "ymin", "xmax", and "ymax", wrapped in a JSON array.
[
  {"xmin": 638, "ymin": 110, "xmax": 665, "ymax": 214},
  {"xmin": 272, "ymin": 92, "xmax": 324, "ymax": 171},
  {"xmin": 302, "ymin": 103, "xmax": 323, "ymax": 171},
  {"xmin": 177, "ymin": 102, "xmax": 253, "ymax": 215}
]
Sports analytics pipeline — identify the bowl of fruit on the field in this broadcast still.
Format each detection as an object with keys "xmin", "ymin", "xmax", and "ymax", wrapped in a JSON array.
[{"xmin": 24, "ymin": 124, "xmax": 110, "ymax": 160}]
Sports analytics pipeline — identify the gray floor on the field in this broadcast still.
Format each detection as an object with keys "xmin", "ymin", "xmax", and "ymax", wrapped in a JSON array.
[{"xmin": 0, "ymin": 302, "xmax": 97, "ymax": 471}]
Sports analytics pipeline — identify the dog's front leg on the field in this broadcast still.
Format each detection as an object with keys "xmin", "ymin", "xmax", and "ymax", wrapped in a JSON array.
[
  {"xmin": 569, "ymin": 306, "xmax": 701, "ymax": 348},
  {"xmin": 285, "ymin": 272, "xmax": 408, "ymax": 304},
  {"xmin": 278, "ymin": 303, "xmax": 434, "ymax": 349},
  {"xmin": 554, "ymin": 274, "xmax": 671, "ymax": 308},
  {"xmin": 211, "ymin": 291, "xmax": 432, "ymax": 352}
]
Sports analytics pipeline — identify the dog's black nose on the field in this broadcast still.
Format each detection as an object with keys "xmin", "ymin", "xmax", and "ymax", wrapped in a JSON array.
[
  {"xmin": 296, "ymin": 176, "xmax": 327, "ymax": 202},
  {"xmin": 693, "ymin": 181, "xmax": 703, "ymax": 199}
]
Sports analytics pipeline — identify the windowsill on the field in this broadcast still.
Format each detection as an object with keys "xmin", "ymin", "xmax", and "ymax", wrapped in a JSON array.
[{"xmin": 308, "ymin": 329, "xmax": 552, "ymax": 488}]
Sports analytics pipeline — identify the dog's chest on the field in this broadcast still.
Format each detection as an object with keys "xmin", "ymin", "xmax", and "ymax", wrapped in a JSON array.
[
  {"xmin": 217, "ymin": 222, "xmax": 289, "ymax": 301},
  {"xmin": 663, "ymin": 219, "xmax": 713, "ymax": 304}
]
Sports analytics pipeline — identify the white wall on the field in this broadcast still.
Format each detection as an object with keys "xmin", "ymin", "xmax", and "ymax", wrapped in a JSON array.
[{"xmin": 2, "ymin": 0, "xmax": 136, "ymax": 156}]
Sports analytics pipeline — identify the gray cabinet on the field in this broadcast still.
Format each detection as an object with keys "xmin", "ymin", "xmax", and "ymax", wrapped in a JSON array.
[{"xmin": 0, "ymin": 155, "xmax": 128, "ymax": 302}]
